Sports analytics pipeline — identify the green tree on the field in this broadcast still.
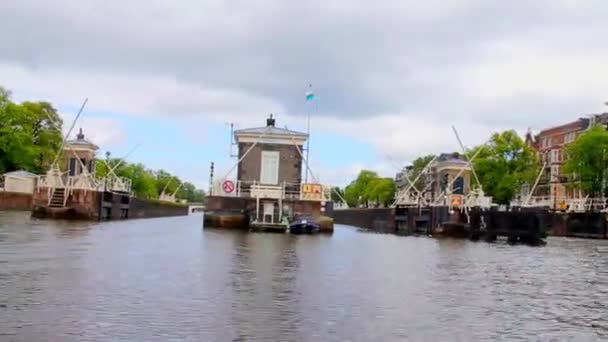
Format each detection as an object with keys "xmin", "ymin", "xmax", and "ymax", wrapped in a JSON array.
[
  {"xmin": 155, "ymin": 170, "xmax": 180, "ymax": 196},
  {"xmin": 562, "ymin": 125, "xmax": 608, "ymax": 197},
  {"xmin": 470, "ymin": 130, "xmax": 538, "ymax": 204},
  {"xmin": 95, "ymin": 158, "xmax": 125, "ymax": 179},
  {"xmin": 0, "ymin": 87, "xmax": 63, "ymax": 174},
  {"xmin": 0, "ymin": 103, "xmax": 37, "ymax": 172},
  {"xmin": 365, "ymin": 177, "xmax": 395, "ymax": 207},
  {"xmin": 96, "ymin": 159, "xmax": 159, "ymax": 198},
  {"xmin": 121, "ymin": 163, "xmax": 158, "ymax": 199},
  {"xmin": 176, "ymin": 182, "xmax": 206, "ymax": 202},
  {"xmin": 0, "ymin": 86, "xmax": 10, "ymax": 107},
  {"xmin": 0, "ymin": 87, "xmax": 63, "ymax": 173},
  {"xmin": 406, "ymin": 154, "xmax": 435, "ymax": 190},
  {"xmin": 20, "ymin": 101, "xmax": 63, "ymax": 172},
  {"xmin": 330, "ymin": 186, "xmax": 345, "ymax": 204},
  {"xmin": 344, "ymin": 170, "xmax": 378, "ymax": 207}
]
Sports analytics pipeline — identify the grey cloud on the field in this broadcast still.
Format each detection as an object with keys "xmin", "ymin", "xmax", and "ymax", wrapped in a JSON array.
[{"xmin": 2, "ymin": 0, "xmax": 608, "ymax": 127}]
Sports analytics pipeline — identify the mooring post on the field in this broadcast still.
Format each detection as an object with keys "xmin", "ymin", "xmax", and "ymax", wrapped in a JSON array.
[{"xmin": 209, "ymin": 162, "xmax": 214, "ymax": 196}]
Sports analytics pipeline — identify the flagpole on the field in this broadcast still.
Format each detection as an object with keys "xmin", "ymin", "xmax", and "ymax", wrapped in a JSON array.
[{"xmin": 305, "ymin": 84, "xmax": 312, "ymax": 183}]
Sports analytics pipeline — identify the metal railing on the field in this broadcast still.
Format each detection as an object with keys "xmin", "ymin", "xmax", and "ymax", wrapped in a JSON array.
[
  {"xmin": 37, "ymin": 171, "xmax": 133, "ymax": 207},
  {"xmin": 512, "ymin": 195, "xmax": 608, "ymax": 212}
]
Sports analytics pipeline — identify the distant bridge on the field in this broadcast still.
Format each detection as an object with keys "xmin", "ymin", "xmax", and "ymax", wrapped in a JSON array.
[{"xmin": 188, "ymin": 203, "xmax": 205, "ymax": 214}]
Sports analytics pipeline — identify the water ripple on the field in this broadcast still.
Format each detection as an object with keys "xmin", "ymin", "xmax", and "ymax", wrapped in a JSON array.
[{"xmin": 0, "ymin": 211, "xmax": 607, "ymax": 341}]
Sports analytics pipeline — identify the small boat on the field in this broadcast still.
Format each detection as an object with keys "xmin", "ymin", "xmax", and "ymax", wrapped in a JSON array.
[{"xmin": 289, "ymin": 215, "xmax": 320, "ymax": 234}]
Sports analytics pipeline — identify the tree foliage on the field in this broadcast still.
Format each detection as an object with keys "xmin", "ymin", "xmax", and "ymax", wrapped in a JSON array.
[
  {"xmin": 330, "ymin": 186, "xmax": 345, "ymax": 204},
  {"xmin": 365, "ymin": 177, "xmax": 395, "ymax": 207},
  {"xmin": 470, "ymin": 130, "xmax": 538, "ymax": 204},
  {"xmin": 344, "ymin": 170, "xmax": 395, "ymax": 207},
  {"xmin": 0, "ymin": 90, "xmax": 63, "ymax": 174},
  {"xmin": 95, "ymin": 159, "xmax": 206, "ymax": 201},
  {"xmin": 406, "ymin": 154, "xmax": 435, "ymax": 190},
  {"xmin": 562, "ymin": 125, "xmax": 608, "ymax": 197}
]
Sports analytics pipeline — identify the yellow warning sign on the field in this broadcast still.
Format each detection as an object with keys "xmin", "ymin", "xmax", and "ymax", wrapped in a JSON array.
[{"xmin": 301, "ymin": 183, "xmax": 322, "ymax": 200}]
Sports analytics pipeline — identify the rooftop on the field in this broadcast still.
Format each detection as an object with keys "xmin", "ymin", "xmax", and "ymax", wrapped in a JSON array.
[
  {"xmin": 436, "ymin": 152, "xmax": 467, "ymax": 163},
  {"xmin": 65, "ymin": 128, "xmax": 99, "ymax": 150},
  {"xmin": 234, "ymin": 114, "xmax": 308, "ymax": 138},
  {"xmin": 3, "ymin": 170, "xmax": 38, "ymax": 178},
  {"xmin": 536, "ymin": 117, "xmax": 590, "ymax": 137}
]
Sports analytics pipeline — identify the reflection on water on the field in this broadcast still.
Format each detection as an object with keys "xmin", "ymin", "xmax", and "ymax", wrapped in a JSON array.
[{"xmin": 0, "ymin": 211, "xmax": 607, "ymax": 341}]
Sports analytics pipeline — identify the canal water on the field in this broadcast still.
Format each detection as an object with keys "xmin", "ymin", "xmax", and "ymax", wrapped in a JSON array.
[{"xmin": 0, "ymin": 211, "xmax": 607, "ymax": 341}]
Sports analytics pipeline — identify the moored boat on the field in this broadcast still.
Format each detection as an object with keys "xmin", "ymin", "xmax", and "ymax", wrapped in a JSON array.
[{"xmin": 289, "ymin": 215, "xmax": 320, "ymax": 234}]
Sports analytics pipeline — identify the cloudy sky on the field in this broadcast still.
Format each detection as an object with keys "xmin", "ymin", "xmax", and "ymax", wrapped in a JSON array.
[{"xmin": 2, "ymin": 0, "xmax": 608, "ymax": 188}]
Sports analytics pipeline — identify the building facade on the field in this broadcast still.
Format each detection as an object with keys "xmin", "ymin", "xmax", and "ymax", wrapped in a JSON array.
[
  {"xmin": 395, "ymin": 152, "xmax": 473, "ymax": 206},
  {"xmin": 205, "ymin": 115, "xmax": 333, "ymax": 230},
  {"xmin": 233, "ymin": 115, "xmax": 308, "ymax": 195},
  {"xmin": 63, "ymin": 128, "xmax": 99, "ymax": 176},
  {"xmin": 526, "ymin": 113, "xmax": 608, "ymax": 205}
]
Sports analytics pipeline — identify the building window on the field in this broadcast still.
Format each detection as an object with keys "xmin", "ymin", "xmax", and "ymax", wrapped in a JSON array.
[
  {"xmin": 452, "ymin": 176, "xmax": 464, "ymax": 195},
  {"xmin": 541, "ymin": 137, "xmax": 548, "ymax": 149},
  {"xmin": 80, "ymin": 158, "xmax": 86, "ymax": 174},
  {"xmin": 260, "ymin": 151, "xmax": 280, "ymax": 184},
  {"xmin": 68, "ymin": 158, "xmax": 76, "ymax": 176},
  {"xmin": 565, "ymin": 132, "xmax": 576, "ymax": 144},
  {"xmin": 550, "ymin": 149, "xmax": 560, "ymax": 163},
  {"xmin": 551, "ymin": 165, "xmax": 560, "ymax": 182}
]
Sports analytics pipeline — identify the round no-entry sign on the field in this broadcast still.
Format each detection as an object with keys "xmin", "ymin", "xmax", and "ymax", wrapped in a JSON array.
[{"xmin": 222, "ymin": 180, "xmax": 235, "ymax": 193}]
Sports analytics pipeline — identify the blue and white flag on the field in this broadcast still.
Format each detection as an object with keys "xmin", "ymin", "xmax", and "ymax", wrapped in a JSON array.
[{"xmin": 306, "ymin": 84, "xmax": 314, "ymax": 101}]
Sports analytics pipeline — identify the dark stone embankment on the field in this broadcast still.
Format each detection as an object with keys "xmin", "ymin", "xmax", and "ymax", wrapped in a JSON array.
[
  {"xmin": 331, "ymin": 207, "xmax": 550, "ymax": 244},
  {"xmin": 31, "ymin": 189, "xmax": 188, "ymax": 221},
  {"xmin": 203, "ymin": 196, "xmax": 334, "ymax": 232}
]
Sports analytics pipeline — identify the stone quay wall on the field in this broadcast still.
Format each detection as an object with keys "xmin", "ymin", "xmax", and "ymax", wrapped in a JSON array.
[
  {"xmin": 129, "ymin": 197, "xmax": 189, "ymax": 219},
  {"xmin": 331, "ymin": 208, "xmax": 395, "ymax": 233},
  {"xmin": 32, "ymin": 188, "xmax": 188, "ymax": 220},
  {"xmin": 0, "ymin": 191, "xmax": 33, "ymax": 211}
]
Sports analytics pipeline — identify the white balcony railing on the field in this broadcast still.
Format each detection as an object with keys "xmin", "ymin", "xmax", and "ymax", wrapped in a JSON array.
[
  {"xmin": 512, "ymin": 195, "xmax": 608, "ymax": 212},
  {"xmin": 38, "ymin": 172, "xmax": 132, "ymax": 194}
]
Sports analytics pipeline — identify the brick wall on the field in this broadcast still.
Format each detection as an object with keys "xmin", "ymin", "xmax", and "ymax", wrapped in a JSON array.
[
  {"xmin": 72, "ymin": 189, "xmax": 102, "ymax": 219},
  {"xmin": 0, "ymin": 191, "xmax": 33, "ymax": 211},
  {"xmin": 237, "ymin": 143, "xmax": 303, "ymax": 184},
  {"xmin": 205, "ymin": 196, "xmax": 249, "ymax": 212}
]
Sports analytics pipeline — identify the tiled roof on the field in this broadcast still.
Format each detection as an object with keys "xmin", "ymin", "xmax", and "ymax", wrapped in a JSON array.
[
  {"xmin": 537, "ymin": 118, "xmax": 590, "ymax": 136},
  {"xmin": 234, "ymin": 126, "xmax": 308, "ymax": 137}
]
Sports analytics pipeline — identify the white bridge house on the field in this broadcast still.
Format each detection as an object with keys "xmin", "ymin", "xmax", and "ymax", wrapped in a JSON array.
[{"xmin": 209, "ymin": 115, "xmax": 329, "ymax": 229}]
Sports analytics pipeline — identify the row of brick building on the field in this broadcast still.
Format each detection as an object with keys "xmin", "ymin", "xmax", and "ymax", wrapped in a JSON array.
[{"xmin": 525, "ymin": 112, "xmax": 608, "ymax": 203}]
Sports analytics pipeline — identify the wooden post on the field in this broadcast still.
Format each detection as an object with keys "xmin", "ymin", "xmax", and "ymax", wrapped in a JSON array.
[{"xmin": 256, "ymin": 196, "xmax": 260, "ymax": 223}]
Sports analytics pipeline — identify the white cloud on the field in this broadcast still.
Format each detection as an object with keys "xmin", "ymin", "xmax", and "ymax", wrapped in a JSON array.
[
  {"xmin": 60, "ymin": 112, "xmax": 125, "ymax": 148},
  {"xmin": 4, "ymin": 0, "xmax": 608, "ymax": 186}
]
